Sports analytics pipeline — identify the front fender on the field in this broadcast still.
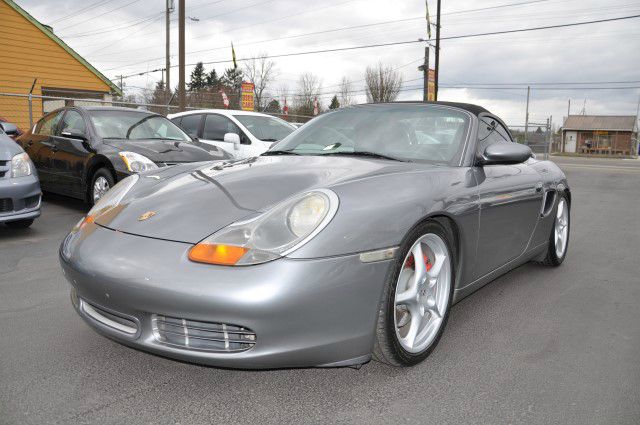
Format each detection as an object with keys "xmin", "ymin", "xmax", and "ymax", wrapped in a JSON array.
[{"xmin": 288, "ymin": 167, "xmax": 480, "ymax": 259}]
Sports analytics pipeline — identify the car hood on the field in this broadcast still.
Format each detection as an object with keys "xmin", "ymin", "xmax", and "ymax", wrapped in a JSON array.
[
  {"xmin": 94, "ymin": 155, "xmax": 431, "ymax": 243},
  {"xmin": 0, "ymin": 133, "xmax": 23, "ymax": 160},
  {"xmin": 102, "ymin": 138, "xmax": 216, "ymax": 163}
]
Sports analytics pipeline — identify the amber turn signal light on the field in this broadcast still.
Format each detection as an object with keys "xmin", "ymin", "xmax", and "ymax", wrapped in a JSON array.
[{"xmin": 188, "ymin": 243, "xmax": 248, "ymax": 266}]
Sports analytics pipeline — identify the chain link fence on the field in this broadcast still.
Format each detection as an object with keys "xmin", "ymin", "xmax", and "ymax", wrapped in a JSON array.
[
  {"xmin": 0, "ymin": 90, "xmax": 313, "ymax": 134},
  {"xmin": 508, "ymin": 120, "xmax": 554, "ymax": 160}
]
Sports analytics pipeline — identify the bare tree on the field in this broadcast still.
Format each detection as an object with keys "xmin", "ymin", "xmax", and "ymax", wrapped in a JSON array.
[
  {"xmin": 293, "ymin": 72, "xmax": 322, "ymax": 116},
  {"xmin": 364, "ymin": 62, "xmax": 403, "ymax": 103},
  {"xmin": 243, "ymin": 53, "xmax": 277, "ymax": 110},
  {"xmin": 339, "ymin": 76, "xmax": 354, "ymax": 106}
]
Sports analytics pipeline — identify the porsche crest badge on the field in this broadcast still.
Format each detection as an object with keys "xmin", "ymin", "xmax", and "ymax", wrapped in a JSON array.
[{"xmin": 138, "ymin": 211, "xmax": 157, "ymax": 221}]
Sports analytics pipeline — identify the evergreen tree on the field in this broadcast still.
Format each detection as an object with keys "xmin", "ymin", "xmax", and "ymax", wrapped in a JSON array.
[
  {"xmin": 329, "ymin": 95, "xmax": 340, "ymax": 110},
  {"xmin": 264, "ymin": 99, "xmax": 281, "ymax": 114},
  {"xmin": 206, "ymin": 68, "xmax": 219, "ymax": 88},
  {"xmin": 188, "ymin": 62, "xmax": 207, "ymax": 91},
  {"xmin": 221, "ymin": 67, "xmax": 244, "ymax": 90}
]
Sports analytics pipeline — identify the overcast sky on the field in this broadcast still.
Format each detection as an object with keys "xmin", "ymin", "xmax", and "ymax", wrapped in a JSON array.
[{"xmin": 17, "ymin": 0, "xmax": 640, "ymax": 127}]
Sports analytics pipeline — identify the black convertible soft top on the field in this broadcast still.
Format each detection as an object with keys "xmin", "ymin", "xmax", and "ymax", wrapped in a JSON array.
[{"xmin": 381, "ymin": 101, "xmax": 491, "ymax": 116}]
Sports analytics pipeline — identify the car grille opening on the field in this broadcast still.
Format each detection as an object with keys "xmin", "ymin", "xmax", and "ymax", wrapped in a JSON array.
[
  {"xmin": 80, "ymin": 299, "xmax": 138, "ymax": 336},
  {"xmin": 152, "ymin": 315, "xmax": 256, "ymax": 352},
  {"xmin": 23, "ymin": 195, "xmax": 40, "ymax": 209},
  {"xmin": 0, "ymin": 198, "xmax": 14, "ymax": 213}
]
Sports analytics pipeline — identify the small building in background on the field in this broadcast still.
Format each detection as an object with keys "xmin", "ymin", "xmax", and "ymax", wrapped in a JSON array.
[
  {"xmin": 0, "ymin": 0, "xmax": 121, "ymax": 130},
  {"xmin": 561, "ymin": 115, "xmax": 637, "ymax": 156}
]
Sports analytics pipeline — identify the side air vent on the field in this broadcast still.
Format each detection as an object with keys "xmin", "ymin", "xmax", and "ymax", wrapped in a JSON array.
[{"xmin": 540, "ymin": 190, "xmax": 557, "ymax": 217}]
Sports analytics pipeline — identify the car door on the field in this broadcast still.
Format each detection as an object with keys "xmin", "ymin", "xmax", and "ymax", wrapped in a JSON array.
[
  {"xmin": 472, "ymin": 115, "xmax": 543, "ymax": 278},
  {"xmin": 50, "ymin": 109, "xmax": 92, "ymax": 196},
  {"xmin": 201, "ymin": 113, "xmax": 252, "ymax": 158},
  {"xmin": 23, "ymin": 110, "xmax": 64, "ymax": 190}
]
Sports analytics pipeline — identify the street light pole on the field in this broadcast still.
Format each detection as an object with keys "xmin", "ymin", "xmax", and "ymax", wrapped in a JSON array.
[
  {"xmin": 418, "ymin": 46, "xmax": 430, "ymax": 102},
  {"xmin": 178, "ymin": 0, "xmax": 185, "ymax": 111},
  {"xmin": 524, "ymin": 86, "xmax": 530, "ymax": 144},
  {"xmin": 165, "ymin": 0, "xmax": 172, "ymax": 98},
  {"xmin": 434, "ymin": 0, "xmax": 441, "ymax": 101}
]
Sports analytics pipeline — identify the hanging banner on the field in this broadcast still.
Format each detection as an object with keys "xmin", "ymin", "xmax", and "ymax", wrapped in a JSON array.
[
  {"xmin": 241, "ymin": 82, "xmax": 255, "ymax": 111},
  {"xmin": 428, "ymin": 69, "xmax": 435, "ymax": 101}
]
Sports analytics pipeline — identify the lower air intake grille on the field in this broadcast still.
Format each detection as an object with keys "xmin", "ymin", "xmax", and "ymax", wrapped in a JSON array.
[
  {"xmin": 0, "ymin": 198, "xmax": 14, "ymax": 213},
  {"xmin": 152, "ymin": 315, "xmax": 256, "ymax": 352},
  {"xmin": 80, "ymin": 299, "xmax": 138, "ymax": 335}
]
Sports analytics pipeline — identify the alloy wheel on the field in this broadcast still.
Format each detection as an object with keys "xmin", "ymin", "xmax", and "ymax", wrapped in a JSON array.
[
  {"xmin": 93, "ymin": 176, "xmax": 110, "ymax": 203},
  {"xmin": 394, "ymin": 233, "xmax": 452, "ymax": 354},
  {"xmin": 554, "ymin": 198, "xmax": 569, "ymax": 258}
]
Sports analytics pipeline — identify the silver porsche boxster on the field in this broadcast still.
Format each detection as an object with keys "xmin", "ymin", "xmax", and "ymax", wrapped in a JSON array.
[{"xmin": 59, "ymin": 102, "xmax": 570, "ymax": 369}]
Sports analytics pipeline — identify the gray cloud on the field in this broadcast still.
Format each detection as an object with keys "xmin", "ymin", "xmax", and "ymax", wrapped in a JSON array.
[{"xmin": 16, "ymin": 0, "xmax": 640, "ymax": 124}]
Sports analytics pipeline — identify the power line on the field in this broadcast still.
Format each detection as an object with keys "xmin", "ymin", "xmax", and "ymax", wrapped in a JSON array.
[
  {"xmin": 49, "ymin": 0, "xmax": 115, "ymax": 25},
  {"xmin": 117, "ymin": 13, "xmax": 640, "ymax": 80}
]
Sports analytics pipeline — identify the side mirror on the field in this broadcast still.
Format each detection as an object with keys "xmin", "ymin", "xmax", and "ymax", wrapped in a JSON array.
[
  {"xmin": 481, "ymin": 143, "xmax": 532, "ymax": 165},
  {"xmin": 224, "ymin": 132, "xmax": 241, "ymax": 150},
  {"xmin": 61, "ymin": 129, "xmax": 87, "ymax": 140},
  {"xmin": 0, "ymin": 122, "xmax": 18, "ymax": 136}
]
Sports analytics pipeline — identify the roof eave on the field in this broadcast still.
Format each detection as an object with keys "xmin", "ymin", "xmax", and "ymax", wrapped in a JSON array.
[{"xmin": 4, "ymin": 0, "xmax": 123, "ymax": 96}]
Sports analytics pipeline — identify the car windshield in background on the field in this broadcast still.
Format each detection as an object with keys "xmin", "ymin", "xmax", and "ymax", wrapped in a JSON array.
[
  {"xmin": 89, "ymin": 110, "xmax": 192, "ymax": 141},
  {"xmin": 233, "ymin": 115, "xmax": 295, "ymax": 141},
  {"xmin": 270, "ymin": 104, "xmax": 470, "ymax": 164}
]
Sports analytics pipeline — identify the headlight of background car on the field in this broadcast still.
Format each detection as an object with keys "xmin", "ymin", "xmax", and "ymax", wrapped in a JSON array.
[
  {"xmin": 119, "ymin": 151, "xmax": 158, "ymax": 173},
  {"xmin": 10, "ymin": 152, "xmax": 33, "ymax": 178},
  {"xmin": 189, "ymin": 189, "xmax": 339, "ymax": 266}
]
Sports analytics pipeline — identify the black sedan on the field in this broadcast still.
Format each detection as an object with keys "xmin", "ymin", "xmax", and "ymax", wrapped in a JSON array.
[{"xmin": 17, "ymin": 106, "xmax": 230, "ymax": 204}]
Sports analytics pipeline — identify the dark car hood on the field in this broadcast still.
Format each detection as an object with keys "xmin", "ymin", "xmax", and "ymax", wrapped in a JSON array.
[
  {"xmin": 95, "ymin": 155, "xmax": 432, "ymax": 243},
  {"xmin": 102, "ymin": 138, "xmax": 218, "ymax": 163}
]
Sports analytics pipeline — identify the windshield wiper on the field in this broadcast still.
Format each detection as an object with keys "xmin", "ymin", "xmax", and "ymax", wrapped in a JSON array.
[
  {"xmin": 261, "ymin": 150, "xmax": 300, "ymax": 156},
  {"xmin": 322, "ymin": 151, "xmax": 405, "ymax": 162},
  {"xmin": 261, "ymin": 138, "xmax": 279, "ymax": 142}
]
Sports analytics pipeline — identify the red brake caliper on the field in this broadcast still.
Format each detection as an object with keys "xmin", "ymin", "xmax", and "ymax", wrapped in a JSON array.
[{"xmin": 405, "ymin": 252, "xmax": 433, "ymax": 271}]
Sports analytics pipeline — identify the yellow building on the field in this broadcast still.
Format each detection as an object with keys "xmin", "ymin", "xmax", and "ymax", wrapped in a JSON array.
[{"xmin": 0, "ymin": 0, "xmax": 121, "ymax": 131}]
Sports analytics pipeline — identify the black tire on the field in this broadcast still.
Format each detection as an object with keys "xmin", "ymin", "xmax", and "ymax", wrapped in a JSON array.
[
  {"xmin": 88, "ymin": 167, "xmax": 115, "ymax": 206},
  {"xmin": 5, "ymin": 219, "xmax": 34, "ymax": 229},
  {"xmin": 373, "ymin": 220, "xmax": 456, "ymax": 367},
  {"xmin": 537, "ymin": 192, "xmax": 570, "ymax": 267}
]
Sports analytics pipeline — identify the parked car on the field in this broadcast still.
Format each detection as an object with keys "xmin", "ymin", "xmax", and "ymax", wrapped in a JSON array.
[
  {"xmin": 0, "ymin": 119, "xmax": 22, "ymax": 140},
  {"xmin": 60, "ymin": 102, "xmax": 570, "ymax": 369},
  {"xmin": 0, "ymin": 127, "xmax": 41, "ymax": 228},
  {"xmin": 168, "ymin": 109, "xmax": 296, "ymax": 159},
  {"xmin": 17, "ymin": 106, "xmax": 231, "ymax": 204}
]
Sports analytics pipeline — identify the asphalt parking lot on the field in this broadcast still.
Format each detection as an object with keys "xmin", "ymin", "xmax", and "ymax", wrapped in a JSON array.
[{"xmin": 1, "ymin": 156, "xmax": 639, "ymax": 425}]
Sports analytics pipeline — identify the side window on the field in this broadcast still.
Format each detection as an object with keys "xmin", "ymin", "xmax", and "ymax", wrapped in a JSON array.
[
  {"xmin": 478, "ymin": 117, "xmax": 511, "ymax": 152},
  {"xmin": 59, "ymin": 110, "xmax": 86, "ymax": 135},
  {"xmin": 203, "ymin": 114, "xmax": 239, "ymax": 141},
  {"xmin": 177, "ymin": 114, "xmax": 201, "ymax": 137},
  {"xmin": 34, "ymin": 111, "xmax": 64, "ymax": 136}
]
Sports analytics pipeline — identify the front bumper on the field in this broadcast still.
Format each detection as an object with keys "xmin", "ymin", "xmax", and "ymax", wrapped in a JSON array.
[
  {"xmin": 0, "ymin": 174, "xmax": 41, "ymax": 223},
  {"xmin": 60, "ymin": 223, "xmax": 391, "ymax": 369}
]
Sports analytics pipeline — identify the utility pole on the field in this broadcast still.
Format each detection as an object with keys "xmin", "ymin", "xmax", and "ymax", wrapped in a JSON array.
[
  {"xmin": 178, "ymin": 0, "xmax": 185, "ymax": 111},
  {"xmin": 524, "ymin": 86, "xmax": 530, "ymax": 144},
  {"xmin": 434, "ymin": 0, "xmax": 441, "ymax": 101},
  {"xmin": 418, "ymin": 46, "xmax": 430, "ymax": 102},
  {"xmin": 166, "ymin": 0, "xmax": 173, "ymax": 98}
]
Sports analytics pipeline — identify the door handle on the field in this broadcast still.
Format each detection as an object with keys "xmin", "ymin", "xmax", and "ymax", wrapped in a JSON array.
[{"xmin": 26, "ymin": 140, "xmax": 33, "ymax": 146}]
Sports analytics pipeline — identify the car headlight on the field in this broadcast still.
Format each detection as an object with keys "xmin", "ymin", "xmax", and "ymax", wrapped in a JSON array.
[
  {"xmin": 119, "ymin": 151, "xmax": 158, "ymax": 173},
  {"xmin": 189, "ymin": 189, "xmax": 339, "ymax": 266},
  {"xmin": 11, "ymin": 152, "xmax": 33, "ymax": 178}
]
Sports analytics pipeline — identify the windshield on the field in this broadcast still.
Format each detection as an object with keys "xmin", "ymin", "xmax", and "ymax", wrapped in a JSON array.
[
  {"xmin": 89, "ymin": 110, "xmax": 192, "ymax": 141},
  {"xmin": 270, "ymin": 104, "xmax": 470, "ymax": 164},
  {"xmin": 233, "ymin": 114, "xmax": 295, "ymax": 141}
]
